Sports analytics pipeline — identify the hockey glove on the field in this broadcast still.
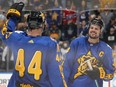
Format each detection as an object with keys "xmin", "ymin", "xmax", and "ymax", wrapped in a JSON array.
[
  {"xmin": 85, "ymin": 66, "xmax": 106, "ymax": 80},
  {"xmin": 6, "ymin": 2, "xmax": 24, "ymax": 19}
]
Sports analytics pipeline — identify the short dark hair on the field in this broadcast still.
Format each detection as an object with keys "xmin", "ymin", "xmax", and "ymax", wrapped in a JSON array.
[{"xmin": 90, "ymin": 18, "xmax": 104, "ymax": 31}]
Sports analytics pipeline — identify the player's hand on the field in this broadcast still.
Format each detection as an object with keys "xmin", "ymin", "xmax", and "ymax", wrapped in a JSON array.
[
  {"xmin": 6, "ymin": 2, "xmax": 24, "ymax": 19},
  {"xmin": 85, "ymin": 66, "xmax": 106, "ymax": 80}
]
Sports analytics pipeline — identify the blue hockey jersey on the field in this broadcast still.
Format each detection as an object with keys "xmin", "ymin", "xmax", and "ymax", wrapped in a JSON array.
[
  {"xmin": 63, "ymin": 36, "xmax": 115, "ymax": 87},
  {"xmin": 0, "ymin": 17, "xmax": 64, "ymax": 87}
]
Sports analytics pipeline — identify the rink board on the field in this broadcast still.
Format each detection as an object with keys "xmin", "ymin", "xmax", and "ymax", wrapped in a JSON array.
[{"xmin": 0, "ymin": 73, "xmax": 116, "ymax": 87}]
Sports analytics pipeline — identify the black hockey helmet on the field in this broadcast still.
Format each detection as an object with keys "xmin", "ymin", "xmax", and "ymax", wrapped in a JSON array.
[
  {"xmin": 27, "ymin": 11, "xmax": 45, "ymax": 29},
  {"xmin": 89, "ymin": 18, "xmax": 104, "ymax": 31}
]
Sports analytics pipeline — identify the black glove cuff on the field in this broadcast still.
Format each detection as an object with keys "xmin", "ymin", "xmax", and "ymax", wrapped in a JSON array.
[
  {"xmin": 86, "ymin": 68, "xmax": 100, "ymax": 80},
  {"xmin": 86, "ymin": 66, "xmax": 106, "ymax": 80}
]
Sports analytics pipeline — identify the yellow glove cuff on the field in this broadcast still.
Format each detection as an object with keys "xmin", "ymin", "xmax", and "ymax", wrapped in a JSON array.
[{"xmin": 99, "ymin": 67, "xmax": 106, "ymax": 79}]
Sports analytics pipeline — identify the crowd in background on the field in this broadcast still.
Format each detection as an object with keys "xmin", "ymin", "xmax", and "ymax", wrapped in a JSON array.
[
  {"xmin": 0, "ymin": 0, "xmax": 116, "ymax": 72},
  {"xmin": 0, "ymin": 0, "xmax": 116, "ymax": 11}
]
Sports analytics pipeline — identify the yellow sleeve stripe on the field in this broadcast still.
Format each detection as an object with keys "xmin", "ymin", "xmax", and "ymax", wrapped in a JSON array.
[
  {"xmin": 99, "ymin": 67, "xmax": 106, "ymax": 79},
  {"xmin": 7, "ymin": 9, "xmax": 21, "ymax": 17},
  {"xmin": 5, "ymin": 32, "xmax": 13, "ymax": 39},
  {"xmin": 104, "ymin": 73, "xmax": 114, "ymax": 80},
  {"xmin": 99, "ymin": 67, "xmax": 114, "ymax": 80},
  {"xmin": 1, "ymin": 20, "xmax": 8, "ymax": 35},
  {"xmin": 59, "ymin": 64, "xmax": 68, "ymax": 87}
]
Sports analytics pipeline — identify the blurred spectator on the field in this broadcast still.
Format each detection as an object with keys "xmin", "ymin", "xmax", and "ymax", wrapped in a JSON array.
[
  {"xmin": 60, "ymin": 41, "xmax": 69, "ymax": 60},
  {"xmin": 61, "ymin": 20, "xmax": 77, "ymax": 42},
  {"xmin": 13, "ymin": 0, "xmax": 27, "ymax": 4},
  {"xmin": 88, "ymin": 13, "xmax": 96, "ymax": 21},
  {"xmin": 89, "ymin": 6, "xmax": 100, "ymax": 18},
  {"xmin": 54, "ymin": 0, "xmax": 62, "ymax": 8},
  {"xmin": 0, "ymin": 0, "xmax": 10, "ymax": 10},
  {"xmin": 13, "ymin": 0, "xmax": 28, "ymax": 9},
  {"xmin": 99, "ymin": 0, "xmax": 114, "ymax": 8},
  {"xmin": 61, "ymin": 0, "xmax": 66, "ymax": 8},
  {"xmin": 72, "ymin": 0, "xmax": 81, "ymax": 11},
  {"xmin": 30, "ymin": 0, "xmax": 41, "ymax": 6},
  {"xmin": 66, "ymin": 0, "xmax": 72, "ymax": 9},
  {"xmin": 34, "ymin": 4, "xmax": 44, "ymax": 11},
  {"xmin": 79, "ymin": 11, "xmax": 90, "ymax": 23},
  {"xmin": 29, "ymin": 0, "xmax": 44, "ymax": 10},
  {"xmin": 0, "ymin": 14, "xmax": 6, "ymax": 70},
  {"xmin": 105, "ymin": 16, "xmax": 116, "ymax": 33},
  {"xmin": 0, "ymin": 46, "xmax": 14, "ymax": 70},
  {"xmin": 100, "ymin": 7, "xmax": 114, "ymax": 32},
  {"xmin": 88, "ymin": 0, "xmax": 99, "ymax": 9},
  {"xmin": 103, "ymin": 26, "xmax": 116, "ymax": 48},
  {"xmin": 0, "ymin": 39, "xmax": 4, "ymax": 68},
  {"xmin": 70, "ymin": 2, "xmax": 77, "ymax": 11},
  {"xmin": 78, "ymin": 19, "xmax": 88, "ymax": 36},
  {"xmin": 0, "ymin": 14, "xmax": 7, "ymax": 29},
  {"xmin": 44, "ymin": 0, "xmax": 54, "ymax": 9},
  {"xmin": 49, "ymin": 22, "xmax": 61, "ymax": 41},
  {"xmin": 80, "ymin": 0, "xmax": 88, "ymax": 11}
]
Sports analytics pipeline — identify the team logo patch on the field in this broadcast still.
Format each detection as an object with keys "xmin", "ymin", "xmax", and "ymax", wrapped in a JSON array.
[
  {"xmin": 28, "ymin": 40, "xmax": 34, "ymax": 43},
  {"xmin": 74, "ymin": 51, "xmax": 98, "ymax": 79}
]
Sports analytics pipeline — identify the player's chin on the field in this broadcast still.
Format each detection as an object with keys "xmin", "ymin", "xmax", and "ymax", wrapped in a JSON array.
[{"xmin": 89, "ymin": 35, "xmax": 99, "ymax": 39}]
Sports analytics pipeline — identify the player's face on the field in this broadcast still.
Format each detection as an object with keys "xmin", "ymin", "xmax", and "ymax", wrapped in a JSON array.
[{"xmin": 88, "ymin": 24, "xmax": 101, "ymax": 39}]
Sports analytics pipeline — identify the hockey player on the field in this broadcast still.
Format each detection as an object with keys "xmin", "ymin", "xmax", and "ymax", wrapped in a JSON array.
[
  {"xmin": 63, "ymin": 18, "xmax": 115, "ymax": 87},
  {"xmin": 0, "ymin": 2, "xmax": 64, "ymax": 87}
]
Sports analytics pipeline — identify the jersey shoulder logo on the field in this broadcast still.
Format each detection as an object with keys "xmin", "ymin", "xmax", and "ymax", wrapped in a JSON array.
[{"xmin": 28, "ymin": 40, "xmax": 34, "ymax": 43}]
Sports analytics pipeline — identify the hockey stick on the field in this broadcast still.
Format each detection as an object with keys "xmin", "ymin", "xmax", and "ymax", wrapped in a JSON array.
[
  {"xmin": 86, "ymin": 60, "xmax": 99, "ymax": 87},
  {"xmin": 56, "ymin": 44, "xmax": 68, "ymax": 87},
  {"xmin": 59, "ymin": 62, "xmax": 68, "ymax": 87}
]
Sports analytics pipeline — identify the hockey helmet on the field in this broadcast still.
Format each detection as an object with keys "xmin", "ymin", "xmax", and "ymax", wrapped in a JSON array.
[
  {"xmin": 89, "ymin": 18, "xmax": 105, "ymax": 31},
  {"xmin": 27, "ymin": 11, "xmax": 45, "ymax": 29}
]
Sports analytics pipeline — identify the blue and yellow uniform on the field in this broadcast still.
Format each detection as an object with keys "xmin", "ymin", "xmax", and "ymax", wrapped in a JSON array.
[
  {"xmin": 0, "ymin": 17, "xmax": 64, "ymax": 87},
  {"xmin": 63, "ymin": 36, "xmax": 115, "ymax": 87}
]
